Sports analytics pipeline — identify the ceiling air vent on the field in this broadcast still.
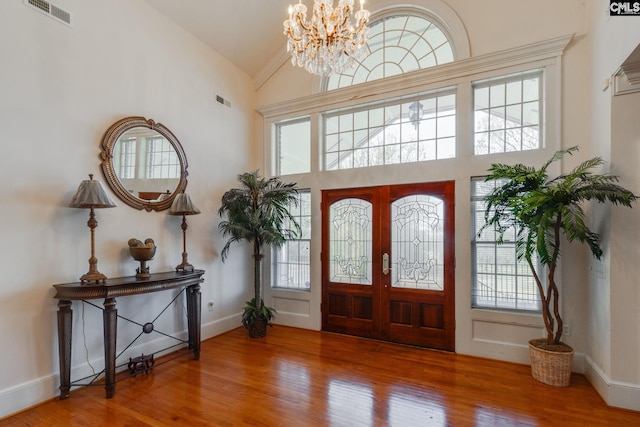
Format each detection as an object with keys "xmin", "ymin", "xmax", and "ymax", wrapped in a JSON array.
[{"xmin": 25, "ymin": 0, "xmax": 72, "ymax": 27}]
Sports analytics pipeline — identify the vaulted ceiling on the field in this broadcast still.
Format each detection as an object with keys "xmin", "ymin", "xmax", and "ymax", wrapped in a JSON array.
[
  {"xmin": 144, "ymin": 0, "xmax": 389, "ymax": 80},
  {"xmin": 144, "ymin": 0, "xmax": 301, "ymax": 78}
]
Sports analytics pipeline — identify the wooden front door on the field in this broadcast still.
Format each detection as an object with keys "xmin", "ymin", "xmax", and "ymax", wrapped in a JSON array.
[{"xmin": 321, "ymin": 182, "xmax": 455, "ymax": 351}]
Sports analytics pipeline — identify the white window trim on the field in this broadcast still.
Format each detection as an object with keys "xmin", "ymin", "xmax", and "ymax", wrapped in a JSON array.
[{"xmin": 258, "ymin": 35, "xmax": 571, "ymax": 120}]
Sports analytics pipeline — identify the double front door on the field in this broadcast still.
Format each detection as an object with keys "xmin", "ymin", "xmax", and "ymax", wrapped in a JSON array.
[{"xmin": 321, "ymin": 182, "xmax": 455, "ymax": 351}]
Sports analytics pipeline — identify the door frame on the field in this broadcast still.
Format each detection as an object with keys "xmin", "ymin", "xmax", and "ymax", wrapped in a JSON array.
[{"xmin": 321, "ymin": 181, "xmax": 456, "ymax": 351}]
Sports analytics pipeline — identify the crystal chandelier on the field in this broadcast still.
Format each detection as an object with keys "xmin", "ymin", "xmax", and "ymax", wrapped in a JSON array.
[{"xmin": 283, "ymin": 0, "xmax": 371, "ymax": 76}]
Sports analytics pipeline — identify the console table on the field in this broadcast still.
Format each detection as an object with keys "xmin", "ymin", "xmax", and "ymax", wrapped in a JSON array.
[{"xmin": 53, "ymin": 269, "xmax": 205, "ymax": 399}]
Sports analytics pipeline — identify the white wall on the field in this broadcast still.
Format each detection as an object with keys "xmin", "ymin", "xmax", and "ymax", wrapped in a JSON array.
[
  {"xmin": 0, "ymin": 0, "xmax": 255, "ymax": 418},
  {"xmin": 582, "ymin": 1, "xmax": 640, "ymax": 411}
]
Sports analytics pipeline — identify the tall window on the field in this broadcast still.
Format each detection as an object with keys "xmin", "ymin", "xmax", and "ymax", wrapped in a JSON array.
[
  {"xmin": 273, "ymin": 190, "xmax": 311, "ymax": 290},
  {"xmin": 471, "ymin": 177, "xmax": 540, "ymax": 311},
  {"xmin": 324, "ymin": 89, "xmax": 456, "ymax": 170},
  {"xmin": 277, "ymin": 117, "xmax": 311, "ymax": 175},
  {"xmin": 473, "ymin": 70, "xmax": 542, "ymax": 155}
]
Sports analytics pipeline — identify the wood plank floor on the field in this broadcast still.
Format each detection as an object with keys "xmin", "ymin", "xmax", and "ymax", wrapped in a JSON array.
[{"xmin": 2, "ymin": 326, "xmax": 640, "ymax": 426}]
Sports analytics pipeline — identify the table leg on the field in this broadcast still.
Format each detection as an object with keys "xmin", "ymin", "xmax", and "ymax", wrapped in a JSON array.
[
  {"xmin": 103, "ymin": 297, "xmax": 117, "ymax": 398},
  {"xmin": 186, "ymin": 284, "xmax": 201, "ymax": 360},
  {"xmin": 57, "ymin": 300, "xmax": 72, "ymax": 400}
]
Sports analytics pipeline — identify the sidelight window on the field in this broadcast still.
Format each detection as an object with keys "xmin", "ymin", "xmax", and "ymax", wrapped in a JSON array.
[
  {"xmin": 471, "ymin": 177, "xmax": 541, "ymax": 311},
  {"xmin": 273, "ymin": 190, "xmax": 312, "ymax": 290}
]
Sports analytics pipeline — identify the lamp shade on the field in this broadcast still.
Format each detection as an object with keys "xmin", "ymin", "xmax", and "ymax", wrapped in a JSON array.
[
  {"xmin": 70, "ymin": 174, "xmax": 117, "ymax": 209},
  {"xmin": 169, "ymin": 191, "xmax": 201, "ymax": 216}
]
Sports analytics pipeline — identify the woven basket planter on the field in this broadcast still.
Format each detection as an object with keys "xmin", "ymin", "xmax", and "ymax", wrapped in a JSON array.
[{"xmin": 529, "ymin": 338, "xmax": 574, "ymax": 387}]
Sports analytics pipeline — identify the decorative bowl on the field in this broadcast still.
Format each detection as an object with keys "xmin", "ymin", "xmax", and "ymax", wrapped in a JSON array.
[{"xmin": 129, "ymin": 246, "xmax": 156, "ymax": 261}]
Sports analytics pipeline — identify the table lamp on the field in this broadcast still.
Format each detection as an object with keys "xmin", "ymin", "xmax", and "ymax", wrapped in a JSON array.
[
  {"xmin": 69, "ymin": 174, "xmax": 117, "ymax": 283},
  {"xmin": 169, "ymin": 190, "xmax": 201, "ymax": 272}
]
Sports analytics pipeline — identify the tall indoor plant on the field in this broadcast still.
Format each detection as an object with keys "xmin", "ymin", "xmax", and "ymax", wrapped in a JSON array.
[
  {"xmin": 218, "ymin": 171, "xmax": 300, "ymax": 338},
  {"xmin": 482, "ymin": 146, "xmax": 636, "ymax": 386}
]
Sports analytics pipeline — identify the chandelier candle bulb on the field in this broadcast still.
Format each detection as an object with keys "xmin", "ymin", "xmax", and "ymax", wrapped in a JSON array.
[{"xmin": 283, "ymin": 0, "xmax": 370, "ymax": 76}]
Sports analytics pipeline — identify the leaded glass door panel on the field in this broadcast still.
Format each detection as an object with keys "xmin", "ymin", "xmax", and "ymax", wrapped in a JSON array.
[
  {"xmin": 383, "ymin": 182, "xmax": 455, "ymax": 349},
  {"xmin": 322, "ymin": 188, "xmax": 381, "ymax": 339},
  {"xmin": 322, "ymin": 182, "xmax": 455, "ymax": 350}
]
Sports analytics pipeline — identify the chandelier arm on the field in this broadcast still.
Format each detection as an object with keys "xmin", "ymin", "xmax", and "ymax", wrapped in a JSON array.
[
  {"xmin": 295, "ymin": 14, "xmax": 313, "ymax": 32},
  {"xmin": 285, "ymin": 28, "xmax": 305, "ymax": 43},
  {"xmin": 293, "ymin": 37, "xmax": 316, "ymax": 55},
  {"xmin": 336, "ymin": 12, "xmax": 349, "ymax": 30},
  {"xmin": 354, "ymin": 19, "xmax": 368, "ymax": 33}
]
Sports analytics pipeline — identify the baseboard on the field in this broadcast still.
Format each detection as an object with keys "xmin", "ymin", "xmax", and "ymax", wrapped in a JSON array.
[
  {"xmin": 0, "ymin": 316, "xmax": 240, "ymax": 420},
  {"xmin": 0, "ymin": 373, "xmax": 59, "ymax": 420},
  {"xmin": 201, "ymin": 313, "xmax": 241, "ymax": 339},
  {"xmin": 464, "ymin": 336, "xmax": 587, "ymax": 374},
  {"xmin": 584, "ymin": 355, "xmax": 640, "ymax": 411}
]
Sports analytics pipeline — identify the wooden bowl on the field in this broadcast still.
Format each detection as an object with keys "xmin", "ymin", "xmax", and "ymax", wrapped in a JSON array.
[{"xmin": 129, "ymin": 246, "xmax": 156, "ymax": 261}]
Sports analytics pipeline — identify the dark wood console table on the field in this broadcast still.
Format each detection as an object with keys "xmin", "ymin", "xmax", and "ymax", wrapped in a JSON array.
[{"xmin": 53, "ymin": 269, "xmax": 204, "ymax": 399}]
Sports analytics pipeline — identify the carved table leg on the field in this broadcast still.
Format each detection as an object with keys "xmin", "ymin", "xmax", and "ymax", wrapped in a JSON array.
[
  {"xmin": 103, "ymin": 297, "xmax": 117, "ymax": 398},
  {"xmin": 57, "ymin": 300, "xmax": 72, "ymax": 399},
  {"xmin": 186, "ymin": 284, "xmax": 201, "ymax": 360}
]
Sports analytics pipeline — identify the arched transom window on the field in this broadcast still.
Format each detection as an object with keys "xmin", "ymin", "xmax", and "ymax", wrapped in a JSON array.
[{"xmin": 326, "ymin": 14, "xmax": 454, "ymax": 91}]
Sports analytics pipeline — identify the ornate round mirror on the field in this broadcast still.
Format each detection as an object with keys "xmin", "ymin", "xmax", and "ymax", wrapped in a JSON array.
[{"xmin": 99, "ymin": 117, "xmax": 188, "ymax": 211}]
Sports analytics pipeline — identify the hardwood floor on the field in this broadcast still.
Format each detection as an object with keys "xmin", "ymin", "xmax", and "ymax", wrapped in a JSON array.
[{"xmin": 3, "ymin": 326, "xmax": 639, "ymax": 426}]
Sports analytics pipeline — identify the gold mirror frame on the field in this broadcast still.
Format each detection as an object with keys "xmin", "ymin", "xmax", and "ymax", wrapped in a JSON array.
[{"xmin": 99, "ymin": 116, "xmax": 188, "ymax": 212}]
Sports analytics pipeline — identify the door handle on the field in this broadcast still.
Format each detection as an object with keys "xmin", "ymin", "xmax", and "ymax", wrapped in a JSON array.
[{"xmin": 382, "ymin": 253, "xmax": 390, "ymax": 275}]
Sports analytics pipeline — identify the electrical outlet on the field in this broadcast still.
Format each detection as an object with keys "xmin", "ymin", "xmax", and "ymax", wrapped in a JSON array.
[
  {"xmin": 207, "ymin": 301, "xmax": 214, "ymax": 311},
  {"xmin": 563, "ymin": 324, "xmax": 571, "ymax": 336}
]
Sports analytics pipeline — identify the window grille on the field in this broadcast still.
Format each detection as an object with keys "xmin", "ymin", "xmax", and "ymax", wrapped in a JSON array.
[
  {"xmin": 324, "ymin": 89, "xmax": 456, "ymax": 171},
  {"xmin": 471, "ymin": 177, "xmax": 541, "ymax": 311},
  {"xmin": 146, "ymin": 136, "xmax": 180, "ymax": 179},
  {"xmin": 273, "ymin": 190, "xmax": 312, "ymax": 290},
  {"xmin": 473, "ymin": 70, "xmax": 543, "ymax": 155},
  {"xmin": 326, "ymin": 14, "xmax": 454, "ymax": 90}
]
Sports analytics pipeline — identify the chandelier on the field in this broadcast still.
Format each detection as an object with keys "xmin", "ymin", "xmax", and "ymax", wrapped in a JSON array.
[{"xmin": 283, "ymin": 0, "xmax": 371, "ymax": 76}]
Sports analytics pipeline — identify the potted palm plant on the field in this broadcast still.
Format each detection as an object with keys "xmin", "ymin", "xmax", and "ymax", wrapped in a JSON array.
[
  {"xmin": 482, "ymin": 146, "xmax": 636, "ymax": 386},
  {"xmin": 218, "ymin": 171, "xmax": 300, "ymax": 338}
]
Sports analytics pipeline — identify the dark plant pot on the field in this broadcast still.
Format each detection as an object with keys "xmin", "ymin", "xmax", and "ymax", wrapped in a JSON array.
[{"xmin": 247, "ymin": 318, "xmax": 268, "ymax": 338}]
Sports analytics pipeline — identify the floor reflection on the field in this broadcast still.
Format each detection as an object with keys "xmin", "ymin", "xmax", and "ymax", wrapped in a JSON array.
[
  {"xmin": 475, "ymin": 405, "xmax": 538, "ymax": 426},
  {"xmin": 388, "ymin": 389, "xmax": 447, "ymax": 426},
  {"xmin": 328, "ymin": 379, "xmax": 374, "ymax": 426},
  {"xmin": 277, "ymin": 359, "xmax": 311, "ymax": 394}
]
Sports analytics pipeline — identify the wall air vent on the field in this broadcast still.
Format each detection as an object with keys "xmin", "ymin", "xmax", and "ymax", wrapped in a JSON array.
[
  {"xmin": 25, "ymin": 0, "xmax": 72, "ymax": 27},
  {"xmin": 216, "ymin": 94, "xmax": 232, "ymax": 108}
]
